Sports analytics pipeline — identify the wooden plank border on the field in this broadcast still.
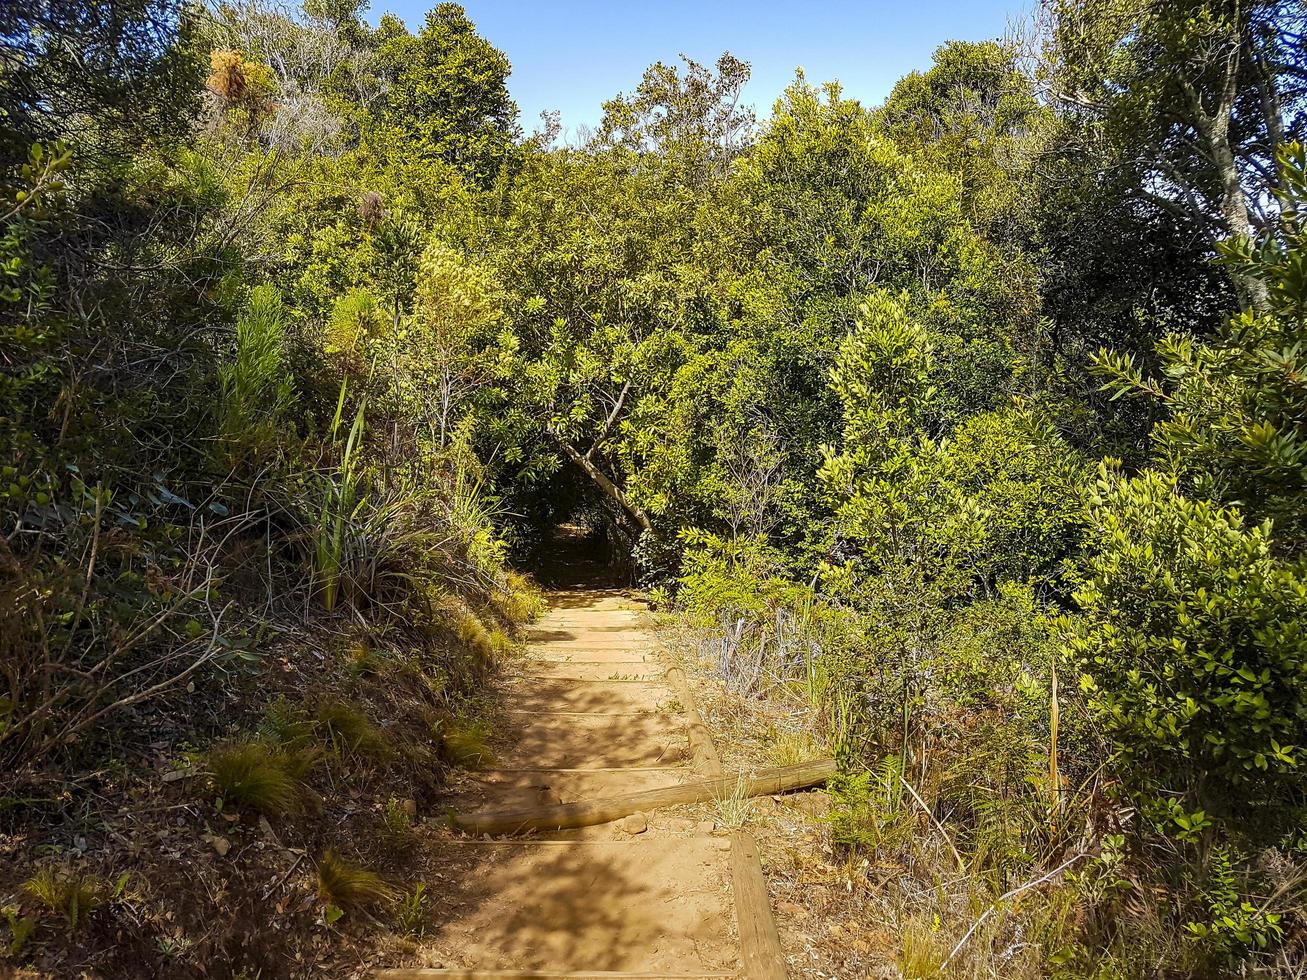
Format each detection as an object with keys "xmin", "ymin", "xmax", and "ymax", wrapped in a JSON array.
[
  {"xmin": 729, "ymin": 833, "xmax": 788, "ymax": 980},
  {"xmin": 450, "ymin": 760, "xmax": 835, "ymax": 835},
  {"xmin": 663, "ymin": 656, "xmax": 788, "ymax": 979},
  {"xmin": 664, "ymin": 666, "xmax": 724, "ymax": 778}
]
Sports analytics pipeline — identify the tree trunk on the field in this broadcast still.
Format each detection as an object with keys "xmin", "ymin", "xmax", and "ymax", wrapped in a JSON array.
[
  {"xmin": 1212, "ymin": 140, "xmax": 1273, "ymax": 313},
  {"xmin": 1196, "ymin": 33, "xmax": 1272, "ymax": 313},
  {"xmin": 553, "ymin": 433, "xmax": 652, "ymax": 534}
]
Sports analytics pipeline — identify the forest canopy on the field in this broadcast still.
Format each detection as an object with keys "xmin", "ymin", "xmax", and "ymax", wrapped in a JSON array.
[{"xmin": 3, "ymin": 0, "xmax": 1307, "ymax": 975}]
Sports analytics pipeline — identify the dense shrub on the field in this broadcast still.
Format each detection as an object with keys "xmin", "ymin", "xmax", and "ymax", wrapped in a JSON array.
[{"xmin": 1070, "ymin": 468, "xmax": 1307, "ymax": 823}]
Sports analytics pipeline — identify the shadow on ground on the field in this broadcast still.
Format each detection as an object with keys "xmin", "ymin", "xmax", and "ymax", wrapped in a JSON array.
[{"xmin": 414, "ymin": 838, "xmax": 736, "ymax": 974}]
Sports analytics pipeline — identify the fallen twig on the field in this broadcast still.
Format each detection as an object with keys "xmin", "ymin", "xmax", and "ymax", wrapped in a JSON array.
[
  {"xmin": 898, "ymin": 774, "xmax": 966, "ymax": 874},
  {"xmin": 938, "ymin": 852, "xmax": 1089, "ymax": 972},
  {"xmin": 262, "ymin": 851, "xmax": 306, "ymax": 901}
]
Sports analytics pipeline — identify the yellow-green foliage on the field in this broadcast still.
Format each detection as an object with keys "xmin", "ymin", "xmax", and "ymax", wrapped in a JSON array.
[
  {"xmin": 346, "ymin": 639, "xmax": 383, "ymax": 677},
  {"xmin": 379, "ymin": 797, "xmax": 415, "ymax": 855},
  {"xmin": 309, "ymin": 700, "xmax": 392, "ymax": 764},
  {"xmin": 324, "ymin": 287, "xmax": 385, "ymax": 359},
  {"xmin": 488, "ymin": 627, "xmax": 513, "ymax": 658},
  {"xmin": 415, "ymin": 243, "xmax": 503, "ymax": 340},
  {"xmin": 448, "ymin": 602, "xmax": 515, "ymax": 661},
  {"xmin": 438, "ymin": 717, "xmax": 494, "ymax": 769},
  {"xmin": 216, "ymin": 285, "xmax": 294, "ymax": 464},
  {"xmin": 392, "ymin": 883, "xmax": 428, "ymax": 937},
  {"xmin": 446, "ymin": 466, "xmax": 510, "ymax": 579},
  {"xmin": 766, "ymin": 729, "xmax": 823, "ymax": 768},
  {"xmin": 3, "ymin": 905, "xmax": 38, "ymax": 955},
  {"xmin": 206, "ymin": 48, "xmax": 277, "ymax": 123},
  {"xmin": 493, "ymin": 570, "xmax": 546, "ymax": 626},
  {"xmin": 451, "ymin": 604, "xmax": 496, "ymax": 660},
  {"xmin": 206, "ymin": 741, "xmax": 309, "ymax": 817},
  {"xmin": 22, "ymin": 867, "xmax": 108, "ymax": 930},
  {"xmin": 315, "ymin": 850, "xmax": 395, "ymax": 911}
]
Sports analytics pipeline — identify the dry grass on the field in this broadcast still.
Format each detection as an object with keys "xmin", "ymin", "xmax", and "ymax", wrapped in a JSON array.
[
  {"xmin": 438, "ymin": 717, "xmax": 495, "ymax": 769},
  {"xmin": 767, "ymin": 729, "xmax": 825, "ymax": 768},
  {"xmin": 315, "ymin": 850, "xmax": 395, "ymax": 912},
  {"xmin": 206, "ymin": 741, "xmax": 310, "ymax": 818},
  {"xmin": 653, "ymin": 617, "xmax": 1078, "ymax": 980},
  {"xmin": 0, "ymin": 513, "xmax": 534, "ymax": 976},
  {"xmin": 649, "ymin": 614, "xmax": 1284, "ymax": 980},
  {"xmin": 713, "ymin": 773, "xmax": 755, "ymax": 829}
]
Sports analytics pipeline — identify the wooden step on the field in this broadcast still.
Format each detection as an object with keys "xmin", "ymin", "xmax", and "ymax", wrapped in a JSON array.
[
  {"xmin": 496, "ymin": 714, "xmax": 687, "ymax": 770},
  {"xmin": 527, "ymin": 628, "xmax": 646, "ymax": 641},
  {"xmin": 503, "ymin": 679, "xmax": 675, "ymax": 714},
  {"xmin": 382, "ymin": 839, "xmax": 738, "ymax": 975},
  {"xmin": 454, "ymin": 760, "xmax": 836, "ymax": 835},
  {"xmin": 467, "ymin": 768, "xmax": 696, "ymax": 810},
  {"xmin": 526, "ymin": 664, "xmax": 662, "ymax": 682},
  {"xmin": 527, "ymin": 620, "xmax": 648, "ymax": 632},
  {"xmin": 528, "ymin": 650, "xmax": 659, "ymax": 664}
]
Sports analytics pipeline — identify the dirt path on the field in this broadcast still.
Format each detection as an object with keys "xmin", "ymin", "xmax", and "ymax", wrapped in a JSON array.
[{"xmin": 379, "ymin": 587, "xmax": 785, "ymax": 978}]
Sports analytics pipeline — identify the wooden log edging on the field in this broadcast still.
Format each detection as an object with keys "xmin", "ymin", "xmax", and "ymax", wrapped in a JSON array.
[
  {"xmin": 729, "ymin": 833, "xmax": 788, "ymax": 980},
  {"xmin": 666, "ymin": 666, "xmax": 724, "ymax": 778},
  {"xmin": 664, "ymin": 666, "xmax": 788, "ymax": 978},
  {"xmin": 450, "ymin": 759, "xmax": 836, "ymax": 836}
]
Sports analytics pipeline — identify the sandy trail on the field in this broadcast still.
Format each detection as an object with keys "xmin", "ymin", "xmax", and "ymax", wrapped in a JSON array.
[{"xmin": 389, "ymin": 587, "xmax": 757, "ymax": 977}]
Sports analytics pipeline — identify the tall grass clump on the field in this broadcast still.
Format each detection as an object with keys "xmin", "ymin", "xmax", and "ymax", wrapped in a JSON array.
[
  {"xmin": 448, "ymin": 465, "xmax": 507, "ymax": 580},
  {"xmin": 378, "ymin": 798, "xmax": 416, "ymax": 856},
  {"xmin": 217, "ymin": 285, "xmax": 294, "ymax": 465},
  {"xmin": 492, "ymin": 570, "xmax": 546, "ymax": 626},
  {"xmin": 316, "ymin": 850, "xmax": 395, "ymax": 916},
  {"xmin": 713, "ymin": 773, "xmax": 754, "ymax": 829},
  {"xmin": 392, "ymin": 883, "xmax": 428, "ymax": 937},
  {"xmin": 21, "ymin": 867, "xmax": 111, "ymax": 931},
  {"xmin": 312, "ymin": 381, "xmax": 367, "ymax": 612},
  {"xmin": 308, "ymin": 699, "xmax": 392, "ymax": 766},
  {"xmin": 206, "ymin": 741, "xmax": 313, "ymax": 817},
  {"xmin": 437, "ymin": 717, "xmax": 494, "ymax": 769}
]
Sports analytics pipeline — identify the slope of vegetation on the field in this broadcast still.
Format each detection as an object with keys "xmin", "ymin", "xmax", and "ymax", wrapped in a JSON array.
[{"xmin": 2, "ymin": 0, "xmax": 1306, "ymax": 976}]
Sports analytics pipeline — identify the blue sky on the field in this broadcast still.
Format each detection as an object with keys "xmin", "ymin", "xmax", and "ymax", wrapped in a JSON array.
[{"xmin": 368, "ymin": 1, "xmax": 1032, "ymax": 139}]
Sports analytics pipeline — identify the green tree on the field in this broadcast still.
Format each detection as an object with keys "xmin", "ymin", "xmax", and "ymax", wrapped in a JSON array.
[
  {"xmin": 411, "ymin": 242, "xmax": 504, "ymax": 447},
  {"xmin": 879, "ymin": 40, "xmax": 1048, "ymax": 244},
  {"xmin": 1093, "ymin": 143, "xmax": 1307, "ymax": 549},
  {"xmin": 1039, "ymin": 0, "xmax": 1307, "ymax": 312},
  {"xmin": 821, "ymin": 291, "xmax": 1084, "ymax": 600},
  {"xmin": 1074, "ymin": 143, "xmax": 1307, "ymax": 829},
  {"xmin": 465, "ymin": 87, "xmax": 728, "ymax": 543},
  {"xmin": 0, "ymin": 0, "xmax": 202, "ymax": 167},
  {"xmin": 594, "ymin": 53, "xmax": 755, "ymax": 187},
  {"xmin": 367, "ymin": 3, "xmax": 520, "ymax": 186}
]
